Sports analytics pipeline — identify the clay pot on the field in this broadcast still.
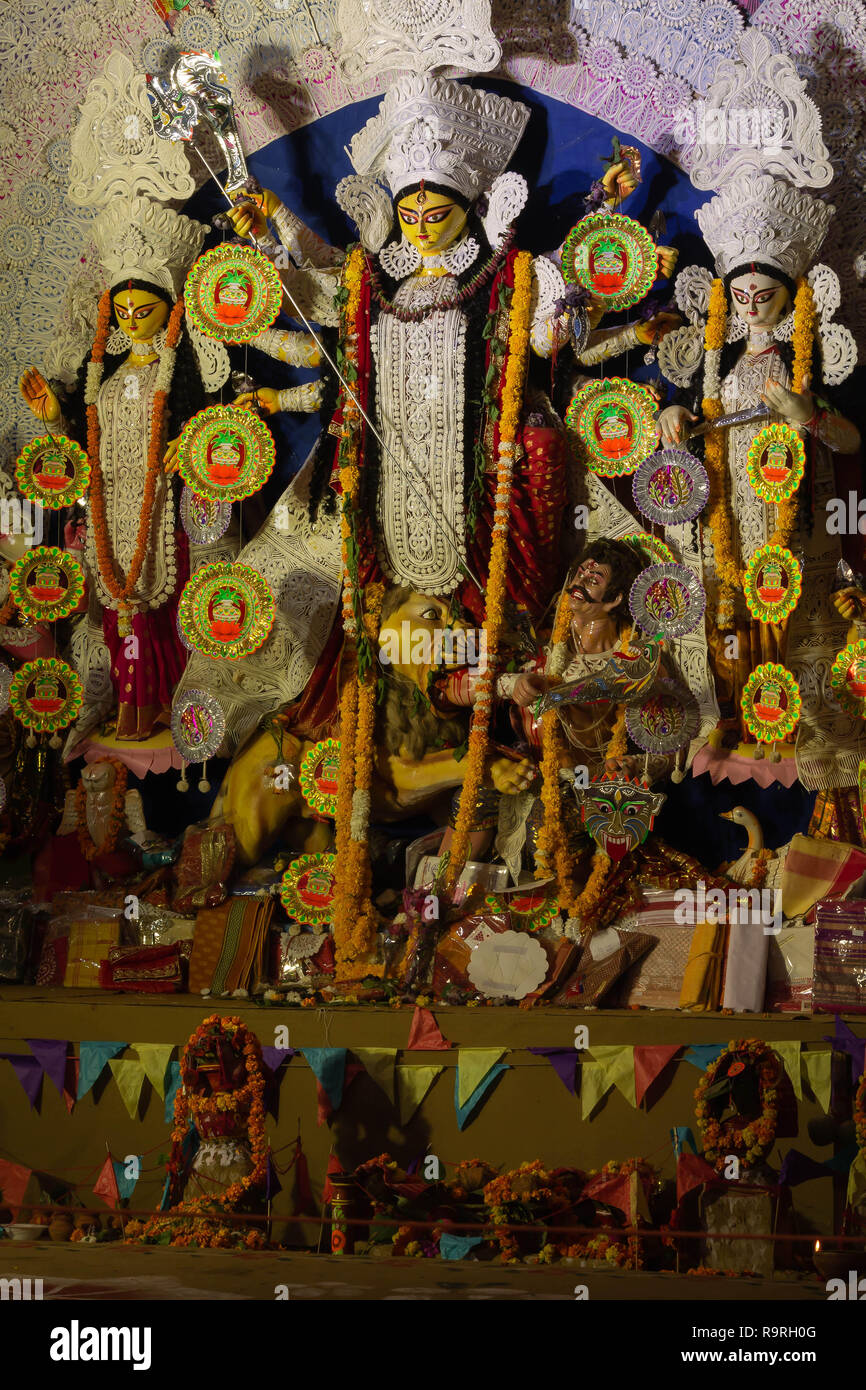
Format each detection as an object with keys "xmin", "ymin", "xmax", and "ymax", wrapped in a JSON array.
[{"xmin": 49, "ymin": 1214, "xmax": 74, "ymax": 1242}]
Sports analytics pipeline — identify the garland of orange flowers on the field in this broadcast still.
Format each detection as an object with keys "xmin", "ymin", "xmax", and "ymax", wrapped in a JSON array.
[
  {"xmin": 75, "ymin": 757, "xmax": 128, "ymax": 861},
  {"xmin": 85, "ymin": 291, "xmax": 184, "ymax": 635},
  {"xmin": 768, "ymin": 276, "xmax": 815, "ymax": 551},
  {"xmin": 702, "ymin": 278, "xmax": 741, "ymax": 628},
  {"xmin": 694, "ymin": 1038, "xmax": 779, "ymax": 1173},
  {"xmin": 855, "ymin": 1067, "xmax": 866, "ymax": 1155},
  {"xmin": 444, "ymin": 250, "xmax": 533, "ymax": 893}
]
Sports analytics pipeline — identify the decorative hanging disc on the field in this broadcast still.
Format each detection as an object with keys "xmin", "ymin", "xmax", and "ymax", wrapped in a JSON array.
[
  {"xmin": 280, "ymin": 852, "xmax": 337, "ymax": 928},
  {"xmin": 626, "ymin": 678, "xmax": 700, "ymax": 755},
  {"xmin": 565, "ymin": 377, "xmax": 657, "ymax": 477},
  {"xmin": 299, "ymin": 738, "xmax": 341, "ymax": 818},
  {"xmin": 178, "ymin": 562, "xmax": 275, "ymax": 661},
  {"xmin": 176, "ymin": 404, "xmax": 275, "ymax": 503},
  {"xmin": 9, "ymin": 546, "xmax": 84, "ymax": 623},
  {"xmin": 176, "ymin": 609, "xmax": 194, "ymax": 652},
  {"xmin": 830, "ymin": 639, "xmax": 866, "ymax": 719},
  {"xmin": 171, "ymin": 689, "xmax": 226, "ymax": 763},
  {"xmin": 741, "ymin": 662, "xmax": 801, "ymax": 743},
  {"xmin": 747, "ymin": 422, "xmax": 806, "ymax": 504},
  {"xmin": 184, "ymin": 243, "xmax": 283, "ymax": 343},
  {"xmin": 180, "ymin": 485, "xmax": 233, "ymax": 543},
  {"xmin": 632, "ymin": 449, "xmax": 709, "ymax": 527},
  {"xmin": 744, "ymin": 544, "xmax": 802, "ymax": 624},
  {"xmin": 10, "ymin": 657, "xmax": 82, "ymax": 732},
  {"xmin": 14, "ymin": 434, "xmax": 90, "ymax": 510},
  {"xmin": 621, "ymin": 532, "xmax": 675, "ymax": 568},
  {"xmin": 0, "ymin": 663, "xmax": 14, "ymax": 717},
  {"xmin": 484, "ymin": 888, "xmax": 559, "ymax": 933},
  {"xmin": 561, "ymin": 211, "xmax": 658, "ymax": 310},
  {"xmin": 629, "ymin": 562, "xmax": 706, "ymax": 639}
]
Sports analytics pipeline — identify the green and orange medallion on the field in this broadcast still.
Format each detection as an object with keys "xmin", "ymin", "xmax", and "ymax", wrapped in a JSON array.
[
  {"xmin": 15, "ymin": 434, "xmax": 90, "ymax": 509},
  {"xmin": 280, "ymin": 852, "xmax": 337, "ymax": 928},
  {"xmin": 561, "ymin": 211, "xmax": 657, "ymax": 311},
  {"xmin": 743, "ymin": 544, "xmax": 802, "ymax": 624},
  {"xmin": 299, "ymin": 738, "xmax": 341, "ymax": 818},
  {"xmin": 565, "ymin": 377, "xmax": 657, "ymax": 477},
  {"xmin": 178, "ymin": 562, "xmax": 275, "ymax": 661},
  {"xmin": 830, "ymin": 639, "xmax": 866, "ymax": 719},
  {"xmin": 10, "ymin": 546, "xmax": 84, "ymax": 623},
  {"xmin": 747, "ymin": 422, "xmax": 805, "ymax": 504},
  {"xmin": 741, "ymin": 663, "xmax": 801, "ymax": 743},
  {"xmin": 184, "ymin": 243, "xmax": 283, "ymax": 343},
  {"xmin": 176, "ymin": 404, "xmax": 275, "ymax": 503},
  {"xmin": 484, "ymin": 888, "xmax": 559, "ymax": 933},
  {"xmin": 621, "ymin": 533, "xmax": 675, "ymax": 568},
  {"xmin": 10, "ymin": 657, "xmax": 82, "ymax": 732}
]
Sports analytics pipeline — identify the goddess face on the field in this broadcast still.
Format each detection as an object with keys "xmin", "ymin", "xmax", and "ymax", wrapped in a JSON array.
[
  {"xmin": 396, "ymin": 188, "xmax": 468, "ymax": 257},
  {"xmin": 728, "ymin": 271, "xmax": 789, "ymax": 329},
  {"xmin": 112, "ymin": 287, "xmax": 171, "ymax": 343}
]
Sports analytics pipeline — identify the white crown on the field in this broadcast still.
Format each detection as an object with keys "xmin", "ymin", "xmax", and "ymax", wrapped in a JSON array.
[
  {"xmin": 695, "ymin": 173, "xmax": 834, "ymax": 281},
  {"xmin": 348, "ymin": 73, "xmax": 530, "ymax": 203},
  {"xmin": 93, "ymin": 196, "xmax": 207, "ymax": 298}
]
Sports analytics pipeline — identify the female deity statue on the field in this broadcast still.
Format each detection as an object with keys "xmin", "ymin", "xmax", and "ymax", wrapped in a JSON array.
[{"xmin": 655, "ymin": 171, "xmax": 864, "ymax": 794}]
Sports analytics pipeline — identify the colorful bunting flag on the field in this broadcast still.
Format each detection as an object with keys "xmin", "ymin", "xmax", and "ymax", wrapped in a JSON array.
[
  {"xmin": 93, "ymin": 1154, "xmax": 120, "ymax": 1210},
  {"xmin": 262, "ymin": 1046, "xmax": 296, "ymax": 1074},
  {"xmin": 676, "ymin": 1152, "xmax": 717, "ymax": 1205},
  {"xmin": 778, "ymin": 1149, "xmax": 831, "ymax": 1186},
  {"xmin": 302, "ymin": 1048, "xmax": 347, "ymax": 1111},
  {"xmin": 406, "ymin": 1007, "xmax": 451, "ymax": 1050},
  {"xmin": 527, "ymin": 1047, "xmax": 578, "ymax": 1096},
  {"xmin": 581, "ymin": 1061, "xmax": 610, "ymax": 1120},
  {"xmin": 26, "ymin": 1039, "xmax": 69, "ymax": 1097},
  {"xmin": 803, "ymin": 1051, "xmax": 832, "ymax": 1112},
  {"xmin": 454, "ymin": 1063, "xmax": 508, "ymax": 1130},
  {"xmin": 396, "ymin": 1065, "xmax": 444, "ymax": 1125},
  {"xmin": 588, "ymin": 1045, "xmax": 636, "ymax": 1107},
  {"xmin": 0, "ymin": 1053, "xmax": 43, "ymax": 1108},
  {"xmin": 0, "ymin": 1158, "xmax": 32, "ymax": 1215},
  {"xmin": 354, "ymin": 1048, "xmax": 398, "ymax": 1104},
  {"xmin": 846, "ymin": 1149, "xmax": 866, "ymax": 1210},
  {"xmin": 77, "ymin": 1041, "xmax": 126, "ymax": 1100},
  {"xmin": 823, "ymin": 1017, "xmax": 866, "ymax": 1083},
  {"xmin": 683, "ymin": 1044, "xmax": 727, "ymax": 1072},
  {"xmin": 108, "ymin": 1058, "xmax": 146, "ymax": 1119},
  {"xmin": 774, "ymin": 1041, "xmax": 803, "ymax": 1100},
  {"xmin": 671, "ymin": 1126, "xmax": 698, "ymax": 1157},
  {"xmin": 132, "ymin": 1044, "xmax": 174, "ymax": 1099},
  {"xmin": 440, "ymin": 1233, "xmax": 483, "ymax": 1260},
  {"xmin": 634, "ymin": 1045, "xmax": 680, "ymax": 1106},
  {"xmin": 113, "ymin": 1158, "xmax": 140, "ymax": 1201},
  {"xmin": 457, "ymin": 1049, "xmax": 507, "ymax": 1109}
]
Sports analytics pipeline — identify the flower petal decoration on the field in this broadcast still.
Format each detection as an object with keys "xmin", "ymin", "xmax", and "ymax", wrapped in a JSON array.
[
  {"xmin": 741, "ymin": 662, "xmax": 801, "ymax": 743},
  {"xmin": 10, "ymin": 546, "xmax": 84, "ymax": 623},
  {"xmin": 184, "ymin": 243, "xmax": 283, "ymax": 343},
  {"xmin": 562, "ymin": 210, "xmax": 658, "ymax": 311}
]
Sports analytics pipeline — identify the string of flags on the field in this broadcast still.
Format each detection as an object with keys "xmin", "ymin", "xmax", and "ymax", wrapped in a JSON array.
[{"xmin": 0, "ymin": 1012, "xmax": 861, "ymax": 1136}]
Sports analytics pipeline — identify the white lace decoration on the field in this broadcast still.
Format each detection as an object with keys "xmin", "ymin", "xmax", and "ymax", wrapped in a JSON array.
[
  {"xmin": 335, "ymin": 174, "xmax": 393, "ymax": 254},
  {"xmin": 277, "ymin": 382, "xmax": 323, "ymax": 413},
  {"xmin": 483, "ymin": 171, "xmax": 528, "ymax": 250},
  {"xmin": 379, "ymin": 235, "xmax": 422, "ymax": 279},
  {"xmin": 657, "ymin": 324, "xmax": 705, "ymax": 388}
]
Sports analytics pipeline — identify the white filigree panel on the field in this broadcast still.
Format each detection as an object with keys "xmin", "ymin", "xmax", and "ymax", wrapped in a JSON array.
[{"xmin": 336, "ymin": 0, "xmax": 501, "ymax": 78}]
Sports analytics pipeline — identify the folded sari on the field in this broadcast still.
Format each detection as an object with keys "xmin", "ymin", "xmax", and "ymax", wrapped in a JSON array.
[
  {"xmin": 189, "ymin": 897, "xmax": 274, "ymax": 995},
  {"xmin": 679, "ymin": 920, "xmax": 726, "ymax": 1012}
]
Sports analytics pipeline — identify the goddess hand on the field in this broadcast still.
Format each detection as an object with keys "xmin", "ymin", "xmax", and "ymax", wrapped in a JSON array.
[
  {"xmin": 163, "ymin": 436, "xmax": 181, "ymax": 474},
  {"xmin": 234, "ymin": 388, "xmax": 280, "ymax": 417},
  {"xmin": 832, "ymin": 587, "xmax": 866, "ymax": 621},
  {"xmin": 762, "ymin": 379, "xmax": 813, "ymax": 425},
  {"xmin": 489, "ymin": 755, "xmax": 537, "ymax": 795},
  {"xmin": 20, "ymin": 367, "xmax": 61, "ymax": 425},
  {"xmin": 656, "ymin": 246, "xmax": 679, "ymax": 279},
  {"xmin": 601, "ymin": 160, "xmax": 638, "ymax": 207},
  {"xmin": 226, "ymin": 189, "xmax": 276, "ymax": 240},
  {"xmin": 636, "ymin": 310, "xmax": 682, "ymax": 345},
  {"xmin": 657, "ymin": 404, "xmax": 697, "ymax": 446},
  {"xmin": 511, "ymin": 673, "xmax": 548, "ymax": 708}
]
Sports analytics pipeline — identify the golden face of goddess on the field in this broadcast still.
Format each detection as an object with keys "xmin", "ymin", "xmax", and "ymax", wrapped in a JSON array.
[
  {"xmin": 729, "ymin": 271, "xmax": 790, "ymax": 329},
  {"xmin": 396, "ymin": 188, "xmax": 468, "ymax": 256},
  {"xmin": 112, "ymin": 287, "xmax": 171, "ymax": 343}
]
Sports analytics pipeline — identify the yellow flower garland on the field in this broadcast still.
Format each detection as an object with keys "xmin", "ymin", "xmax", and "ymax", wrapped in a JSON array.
[
  {"xmin": 768, "ymin": 277, "xmax": 814, "ymax": 552},
  {"xmin": 445, "ymin": 251, "xmax": 534, "ymax": 892},
  {"xmin": 702, "ymin": 278, "xmax": 741, "ymax": 627}
]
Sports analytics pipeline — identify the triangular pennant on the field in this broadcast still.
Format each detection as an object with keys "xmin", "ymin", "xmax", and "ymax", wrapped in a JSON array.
[
  {"xmin": 671, "ymin": 1126, "xmax": 698, "ymax": 1157},
  {"xmin": 823, "ymin": 1017, "xmax": 866, "ymax": 1082},
  {"xmin": 634, "ymin": 1045, "xmax": 680, "ymax": 1107},
  {"xmin": 108, "ymin": 1058, "xmax": 147, "ymax": 1119},
  {"xmin": 63, "ymin": 1057, "xmax": 79, "ymax": 1114},
  {"xmin": 316, "ymin": 1060, "xmax": 362, "ymax": 1127},
  {"xmin": 132, "ymin": 1044, "xmax": 175, "ymax": 1099},
  {"xmin": 77, "ymin": 1041, "xmax": 126, "ymax": 1100},
  {"xmin": 0, "ymin": 1053, "xmax": 43, "ymax": 1108},
  {"xmin": 354, "ymin": 1048, "xmax": 398, "ymax": 1104},
  {"xmin": 454, "ymin": 1063, "xmax": 508, "ymax": 1130},
  {"xmin": 266, "ymin": 1153, "xmax": 282, "ymax": 1200},
  {"xmin": 0, "ymin": 1158, "xmax": 32, "ymax": 1215},
  {"xmin": 581, "ymin": 1061, "xmax": 612, "ymax": 1120},
  {"xmin": 113, "ymin": 1158, "xmax": 140, "ymax": 1201},
  {"xmin": 676, "ymin": 1152, "xmax": 718, "ymax": 1205},
  {"xmin": 406, "ymin": 1006, "xmax": 451, "ymax": 1050},
  {"xmin": 589, "ymin": 1044, "xmax": 636, "ymax": 1107},
  {"xmin": 93, "ymin": 1154, "xmax": 120, "ymax": 1210},
  {"xmin": 683, "ymin": 1044, "xmax": 727, "ymax": 1072},
  {"xmin": 803, "ymin": 1051, "xmax": 832, "ymax": 1112},
  {"xmin": 262, "ymin": 1046, "xmax": 296, "ymax": 1074},
  {"xmin": 846, "ymin": 1149, "xmax": 866, "ymax": 1210},
  {"xmin": 26, "ymin": 1039, "xmax": 69, "ymax": 1097},
  {"xmin": 774, "ymin": 1041, "xmax": 803, "ymax": 1100},
  {"xmin": 396, "ymin": 1065, "xmax": 444, "ymax": 1125},
  {"xmin": 302, "ymin": 1048, "xmax": 347, "ymax": 1111},
  {"xmin": 527, "ymin": 1047, "xmax": 578, "ymax": 1096},
  {"xmin": 457, "ymin": 1049, "xmax": 507, "ymax": 1109},
  {"xmin": 164, "ymin": 1060, "xmax": 181, "ymax": 1126},
  {"xmin": 582, "ymin": 1170, "xmax": 633, "ymax": 1218},
  {"xmin": 778, "ymin": 1148, "xmax": 831, "ymax": 1186}
]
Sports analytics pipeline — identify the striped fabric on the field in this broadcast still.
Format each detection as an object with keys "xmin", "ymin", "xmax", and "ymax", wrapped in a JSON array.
[
  {"xmin": 813, "ymin": 927, "xmax": 866, "ymax": 1015},
  {"xmin": 780, "ymin": 834, "xmax": 866, "ymax": 918}
]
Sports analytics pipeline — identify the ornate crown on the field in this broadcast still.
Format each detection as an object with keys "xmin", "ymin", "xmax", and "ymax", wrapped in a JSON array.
[
  {"xmin": 695, "ymin": 173, "xmax": 834, "ymax": 281},
  {"xmin": 348, "ymin": 73, "xmax": 530, "ymax": 203},
  {"xmin": 93, "ymin": 195, "xmax": 207, "ymax": 298}
]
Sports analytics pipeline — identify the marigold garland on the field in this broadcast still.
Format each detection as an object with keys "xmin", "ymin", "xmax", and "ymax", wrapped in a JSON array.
[
  {"xmin": 768, "ymin": 277, "xmax": 815, "ymax": 553},
  {"xmin": 702, "ymin": 278, "xmax": 741, "ymax": 628},
  {"xmin": 855, "ymin": 1068, "xmax": 866, "ymax": 1155},
  {"xmin": 445, "ymin": 251, "xmax": 533, "ymax": 892},
  {"xmin": 694, "ymin": 1038, "xmax": 780, "ymax": 1174},
  {"xmin": 86, "ymin": 293, "xmax": 184, "ymax": 635},
  {"xmin": 75, "ymin": 757, "xmax": 128, "ymax": 861}
]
